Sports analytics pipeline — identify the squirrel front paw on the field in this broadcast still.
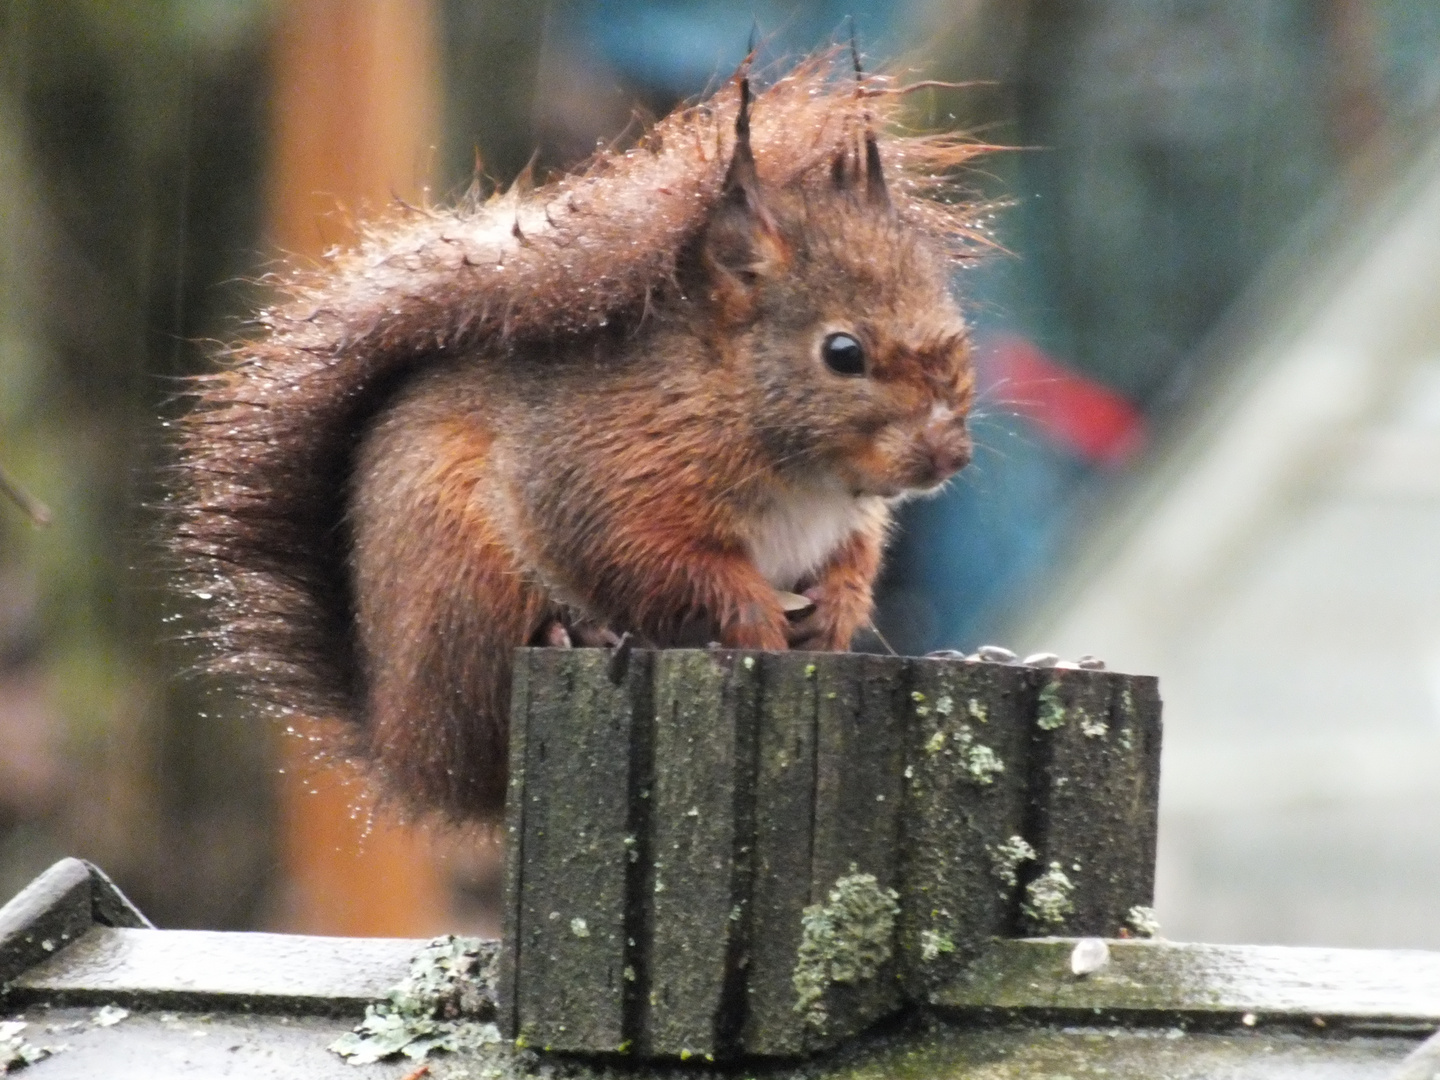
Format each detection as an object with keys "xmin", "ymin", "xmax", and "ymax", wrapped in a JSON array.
[
  {"xmin": 532, "ymin": 613, "xmax": 623, "ymax": 649},
  {"xmin": 782, "ymin": 583, "xmax": 868, "ymax": 652}
]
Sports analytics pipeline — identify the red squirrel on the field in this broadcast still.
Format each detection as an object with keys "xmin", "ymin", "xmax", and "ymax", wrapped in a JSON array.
[{"xmin": 173, "ymin": 56, "xmax": 985, "ymax": 819}]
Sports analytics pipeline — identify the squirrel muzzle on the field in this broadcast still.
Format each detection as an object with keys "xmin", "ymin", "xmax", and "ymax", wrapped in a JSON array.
[{"xmin": 909, "ymin": 409, "xmax": 973, "ymax": 491}]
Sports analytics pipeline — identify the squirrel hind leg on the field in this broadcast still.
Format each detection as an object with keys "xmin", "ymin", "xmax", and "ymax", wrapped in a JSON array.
[
  {"xmin": 351, "ymin": 401, "xmax": 551, "ymax": 820},
  {"xmin": 361, "ymin": 560, "xmax": 550, "ymax": 820}
]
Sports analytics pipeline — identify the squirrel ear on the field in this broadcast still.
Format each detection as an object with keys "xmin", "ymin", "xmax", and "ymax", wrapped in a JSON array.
[
  {"xmin": 864, "ymin": 131, "xmax": 889, "ymax": 209},
  {"xmin": 705, "ymin": 77, "xmax": 789, "ymax": 293}
]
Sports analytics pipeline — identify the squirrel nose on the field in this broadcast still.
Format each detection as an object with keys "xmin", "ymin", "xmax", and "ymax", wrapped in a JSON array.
[
  {"xmin": 920, "ymin": 420, "xmax": 971, "ymax": 479},
  {"xmin": 928, "ymin": 442, "xmax": 969, "ymax": 478}
]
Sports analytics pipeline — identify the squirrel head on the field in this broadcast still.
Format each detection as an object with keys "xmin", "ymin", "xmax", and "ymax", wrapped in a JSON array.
[{"xmin": 698, "ymin": 77, "xmax": 974, "ymax": 500}]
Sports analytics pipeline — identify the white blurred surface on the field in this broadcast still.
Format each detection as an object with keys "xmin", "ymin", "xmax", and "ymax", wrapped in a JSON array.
[{"xmin": 1021, "ymin": 135, "xmax": 1440, "ymax": 948}]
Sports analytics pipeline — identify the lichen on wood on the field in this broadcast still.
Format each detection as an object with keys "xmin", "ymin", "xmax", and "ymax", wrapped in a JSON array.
[
  {"xmin": 329, "ymin": 936, "xmax": 498, "ymax": 1066},
  {"xmin": 793, "ymin": 873, "xmax": 900, "ymax": 1032},
  {"xmin": 989, "ymin": 836, "xmax": 1037, "ymax": 890},
  {"xmin": 1037, "ymin": 681, "xmax": 1067, "ymax": 730},
  {"xmin": 1022, "ymin": 864, "xmax": 1077, "ymax": 928}
]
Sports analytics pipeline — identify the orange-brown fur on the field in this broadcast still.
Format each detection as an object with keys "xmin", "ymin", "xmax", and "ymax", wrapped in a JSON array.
[{"xmin": 172, "ymin": 55, "xmax": 988, "ymax": 819}]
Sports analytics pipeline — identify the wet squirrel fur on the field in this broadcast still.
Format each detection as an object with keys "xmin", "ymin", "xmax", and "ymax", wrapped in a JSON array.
[{"xmin": 172, "ymin": 55, "xmax": 987, "ymax": 819}]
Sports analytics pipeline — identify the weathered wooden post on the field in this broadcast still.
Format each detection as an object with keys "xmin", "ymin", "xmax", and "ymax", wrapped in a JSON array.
[{"xmin": 498, "ymin": 649, "xmax": 1162, "ymax": 1060}]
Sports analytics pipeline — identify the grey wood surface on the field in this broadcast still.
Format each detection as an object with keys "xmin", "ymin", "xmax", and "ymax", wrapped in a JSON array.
[
  {"xmin": 0, "ymin": 999, "xmax": 1424, "ymax": 1080},
  {"xmin": 936, "ymin": 937, "xmax": 1440, "ymax": 1026},
  {"xmin": 642, "ymin": 650, "xmax": 756, "ymax": 1058},
  {"xmin": 806, "ymin": 653, "xmax": 906, "ymax": 1047},
  {"xmin": 9, "ymin": 927, "xmax": 417, "ymax": 1013},
  {"xmin": 899, "ymin": 658, "xmax": 1035, "ymax": 996},
  {"xmin": 506, "ymin": 648, "xmax": 652, "ymax": 1053},
  {"xmin": 1026, "ymin": 672, "xmax": 1163, "ymax": 937},
  {"xmin": 0, "ymin": 873, "xmax": 1433, "ymax": 1079},
  {"xmin": 740, "ymin": 653, "xmax": 821, "ymax": 1056},
  {"xmin": 0, "ymin": 1007, "xmax": 411, "ymax": 1080},
  {"xmin": 1392, "ymin": 1029, "xmax": 1440, "ymax": 1080},
  {"xmin": 0, "ymin": 859, "xmax": 151, "ymax": 986}
]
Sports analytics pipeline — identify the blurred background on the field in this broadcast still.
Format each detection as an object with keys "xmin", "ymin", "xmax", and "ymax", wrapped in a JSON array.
[{"xmin": 2, "ymin": 0, "xmax": 1439, "ymax": 947}]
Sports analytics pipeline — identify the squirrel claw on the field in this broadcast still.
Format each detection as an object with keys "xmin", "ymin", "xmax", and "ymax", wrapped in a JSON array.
[
  {"xmin": 571, "ymin": 622, "xmax": 621, "ymax": 648},
  {"xmin": 606, "ymin": 631, "xmax": 635, "ymax": 685},
  {"xmin": 541, "ymin": 620, "xmax": 573, "ymax": 649}
]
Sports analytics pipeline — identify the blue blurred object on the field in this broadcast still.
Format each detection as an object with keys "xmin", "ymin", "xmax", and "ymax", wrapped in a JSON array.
[
  {"xmin": 874, "ymin": 248, "xmax": 1110, "ymax": 654},
  {"xmin": 877, "ymin": 418, "xmax": 1093, "ymax": 656},
  {"xmin": 576, "ymin": 0, "xmax": 899, "ymax": 96}
]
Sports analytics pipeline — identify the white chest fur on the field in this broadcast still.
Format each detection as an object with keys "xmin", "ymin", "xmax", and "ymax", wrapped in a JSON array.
[{"xmin": 742, "ymin": 485, "xmax": 884, "ymax": 589}]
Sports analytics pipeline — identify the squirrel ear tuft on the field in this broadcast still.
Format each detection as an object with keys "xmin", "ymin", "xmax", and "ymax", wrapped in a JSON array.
[
  {"xmin": 705, "ymin": 76, "xmax": 789, "ymax": 293},
  {"xmin": 720, "ymin": 77, "xmax": 765, "ymax": 215},
  {"xmin": 849, "ymin": 25, "xmax": 890, "ymax": 209}
]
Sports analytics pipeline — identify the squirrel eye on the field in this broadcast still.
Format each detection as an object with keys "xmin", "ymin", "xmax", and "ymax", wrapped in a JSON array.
[{"xmin": 821, "ymin": 332, "xmax": 866, "ymax": 377}]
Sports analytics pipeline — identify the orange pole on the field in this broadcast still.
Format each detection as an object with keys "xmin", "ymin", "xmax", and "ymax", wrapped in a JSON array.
[{"xmin": 264, "ymin": 0, "xmax": 453, "ymax": 937}]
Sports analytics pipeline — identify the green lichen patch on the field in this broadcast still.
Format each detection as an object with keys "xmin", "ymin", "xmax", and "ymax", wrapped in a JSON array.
[
  {"xmin": 967, "ymin": 698, "xmax": 988, "ymax": 723},
  {"xmin": 1037, "ymin": 681, "xmax": 1066, "ymax": 730},
  {"xmin": 1035, "ymin": 674, "xmax": 1106, "ymax": 737},
  {"xmin": 330, "ymin": 935, "xmax": 499, "ymax": 1066},
  {"xmin": 793, "ymin": 872, "xmax": 901, "ymax": 1031},
  {"xmin": 919, "ymin": 929, "xmax": 957, "ymax": 963},
  {"xmin": 1023, "ymin": 863, "xmax": 1076, "ymax": 927},
  {"xmin": 934, "ymin": 695, "xmax": 954, "ymax": 717},
  {"xmin": 0, "ymin": 1020, "xmax": 60, "ymax": 1072},
  {"xmin": 926, "ymin": 717, "xmax": 1005, "ymax": 785},
  {"xmin": 1127, "ymin": 905, "xmax": 1162, "ymax": 938},
  {"xmin": 964, "ymin": 743, "xmax": 1004, "ymax": 785},
  {"xmin": 988, "ymin": 835, "xmax": 1036, "ymax": 889}
]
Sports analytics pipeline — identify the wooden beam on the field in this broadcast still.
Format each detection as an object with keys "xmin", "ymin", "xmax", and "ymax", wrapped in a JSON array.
[{"xmin": 935, "ymin": 937, "xmax": 1440, "ymax": 1028}]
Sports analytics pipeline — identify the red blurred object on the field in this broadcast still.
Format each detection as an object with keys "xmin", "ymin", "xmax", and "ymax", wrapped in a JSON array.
[{"xmin": 985, "ymin": 335, "xmax": 1146, "ymax": 466}]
